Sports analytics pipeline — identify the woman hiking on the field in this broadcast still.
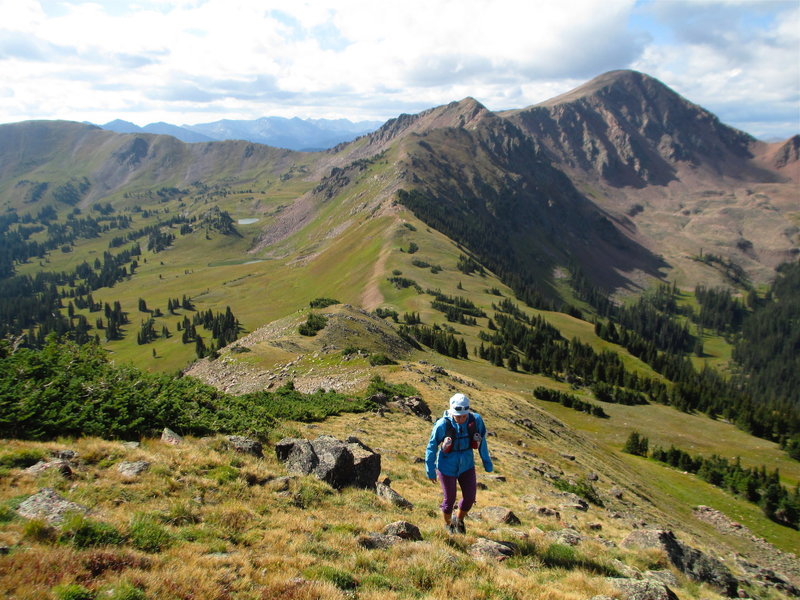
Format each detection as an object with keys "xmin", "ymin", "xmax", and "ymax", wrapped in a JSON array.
[{"xmin": 425, "ymin": 392, "xmax": 493, "ymax": 534}]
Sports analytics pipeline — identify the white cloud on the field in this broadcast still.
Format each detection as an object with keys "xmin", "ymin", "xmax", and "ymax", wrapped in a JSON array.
[{"xmin": 0, "ymin": 0, "xmax": 796, "ymax": 138}]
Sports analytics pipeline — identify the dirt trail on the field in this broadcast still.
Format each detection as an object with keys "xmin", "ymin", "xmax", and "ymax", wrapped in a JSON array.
[{"xmin": 361, "ymin": 240, "xmax": 390, "ymax": 311}]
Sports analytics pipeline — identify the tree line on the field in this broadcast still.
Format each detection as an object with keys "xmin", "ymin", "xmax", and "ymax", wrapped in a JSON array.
[{"xmin": 623, "ymin": 432, "xmax": 799, "ymax": 529}]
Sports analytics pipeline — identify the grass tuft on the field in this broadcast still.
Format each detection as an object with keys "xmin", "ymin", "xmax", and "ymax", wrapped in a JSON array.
[
  {"xmin": 52, "ymin": 584, "xmax": 95, "ymax": 600},
  {"xmin": 303, "ymin": 565, "xmax": 358, "ymax": 591},
  {"xmin": 0, "ymin": 448, "xmax": 45, "ymax": 469},
  {"xmin": 128, "ymin": 514, "xmax": 173, "ymax": 553}
]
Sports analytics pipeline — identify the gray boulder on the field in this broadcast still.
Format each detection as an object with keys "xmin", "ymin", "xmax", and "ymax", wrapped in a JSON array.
[
  {"xmin": 344, "ymin": 437, "xmax": 382, "ymax": 488},
  {"xmin": 549, "ymin": 529, "xmax": 584, "ymax": 546},
  {"xmin": 357, "ymin": 533, "xmax": 403, "ymax": 549},
  {"xmin": 607, "ymin": 578, "xmax": 679, "ymax": 600},
  {"xmin": 644, "ymin": 571, "xmax": 680, "ymax": 588},
  {"xmin": 117, "ymin": 461, "xmax": 150, "ymax": 478},
  {"xmin": 469, "ymin": 537, "xmax": 516, "ymax": 561},
  {"xmin": 16, "ymin": 488, "xmax": 88, "ymax": 524},
  {"xmin": 312, "ymin": 437, "xmax": 354, "ymax": 489},
  {"xmin": 226, "ymin": 436, "xmax": 263, "ymax": 458},
  {"xmin": 480, "ymin": 506, "xmax": 521, "ymax": 525},
  {"xmin": 383, "ymin": 521, "xmax": 422, "ymax": 541},
  {"xmin": 388, "ymin": 396, "xmax": 431, "ymax": 421},
  {"xmin": 161, "ymin": 427, "xmax": 183, "ymax": 445},
  {"xmin": 275, "ymin": 436, "xmax": 381, "ymax": 490},
  {"xmin": 275, "ymin": 438, "xmax": 318, "ymax": 476},
  {"xmin": 621, "ymin": 529, "xmax": 738, "ymax": 597},
  {"xmin": 535, "ymin": 506, "xmax": 561, "ymax": 519},
  {"xmin": 376, "ymin": 478, "xmax": 413, "ymax": 509},
  {"xmin": 25, "ymin": 459, "xmax": 73, "ymax": 478},
  {"xmin": 50, "ymin": 449, "xmax": 78, "ymax": 460}
]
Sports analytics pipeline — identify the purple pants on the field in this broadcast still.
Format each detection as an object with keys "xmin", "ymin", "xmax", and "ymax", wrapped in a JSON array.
[{"xmin": 438, "ymin": 467, "xmax": 477, "ymax": 513}]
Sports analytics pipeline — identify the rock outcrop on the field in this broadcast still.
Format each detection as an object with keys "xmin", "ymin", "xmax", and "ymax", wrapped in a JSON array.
[
  {"xmin": 621, "ymin": 529, "xmax": 738, "ymax": 597},
  {"xmin": 275, "ymin": 435, "xmax": 381, "ymax": 490},
  {"xmin": 16, "ymin": 488, "xmax": 89, "ymax": 524},
  {"xmin": 607, "ymin": 578, "xmax": 680, "ymax": 600},
  {"xmin": 225, "ymin": 435, "xmax": 263, "ymax": 458}
]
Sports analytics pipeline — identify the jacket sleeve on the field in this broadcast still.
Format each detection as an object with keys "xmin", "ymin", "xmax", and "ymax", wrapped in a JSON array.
[
  {"xmin": 425, "ymin": 420, "xmax": 443, "ymax": 479},
  {"xmin": 476, "ymin": 414, "xmax": 493, "ymax": 472}
]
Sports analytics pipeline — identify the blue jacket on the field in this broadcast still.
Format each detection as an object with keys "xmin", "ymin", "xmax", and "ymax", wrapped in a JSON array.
[{"xmin": 425, "ymin": 410, "xmax": 493, "ymax": 479}]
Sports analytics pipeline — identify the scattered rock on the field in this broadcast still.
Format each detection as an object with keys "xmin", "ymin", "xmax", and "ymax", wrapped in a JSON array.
[
  {"xmin": 383, "ymin": 521, "xmax": 422, "ymax": 541},
  {"xmin": 560, "ymin": 453, "xmax": 576, "ymax": 461},
  {"xmin": 480, "ymin": 506, "xmax": 521, "ymax": 525},
  {"xmin": 121, "ymin": 441, "xmax": 140, "ymax": 449},
  {"xmin": 376, "ymin": 479, "xmax": 413, "ymax": 509},
  {"xmin": 431, "ymin": 366, "xmax": 448, "ymax": 375},
  {"xmin": 50, "ymin": 449, "xmax": 78, "ymax": 460},
  {"xmin": 16, "ymin": 488, "xmax": 88, "ymax": 524},
  {"xmin": 476, "ymin": 482, "xmax": 488, "ymax": 491},
  {"xmin": 0, "ymin": 546, "xmax": 8, "ymax": 555},
  {"xmin": 621, "ymin": 529, "xmax": 738, "ymax": 597},
  {"xmin": 275, "ymin": 438, "xmax": 318, "ymax": 476},
  {"xmin": 486, "ymin": 475, "xmax": 506, "ymax": 483},
  {"xmin": 225, "ymin": 436, "xmax": 263, "ymax": 458},
  {"xmin": 535, "ymin": 506, "xmax": 560, "ymax": 519},
  {"xmin": 388, "ymin": 396, "xmax": 431, "ymax": 421},
  {"xmin": 357, "ymin": 533, "xmax": 403, "ymax": 549},
  {"xmin": 610, "ymin": 486, "xmax": 624, "ymax": 499},
  {"xmin": 645, "ymin": 570, "xmax": 680, "ymax": 588},
  {"xmin": 556, "ymin": 492, "xmax": 589, "ymax": 510},
  {"xmin": 587, "ymin": 472, "xmax": 599, "ymax": 481},
  {"xmin": 588, "ymin": 523, "xmax": 603, "ymax": 531},
  {"xmin": 161, "ymin": 428, "xmax": 183, "ymax": 445},
  {"xmin": 695, "ymin": 506, "xmax": 800, "ymax": 585},
  {"xmin": 611, "ymin": 559, "xmax": 643, "ymax": 579},
  {"xmin": 560, "ymin": 502, "xmax": 589, "ymax": 512},
  {"xmin": 549, "ymin": 529, "xmax": 583, "ymax": 546},
  {"xmin": 25, "ymin": 459, "xmax": 73, "ymax": 478},
  {"xmin": 413, "ymin": 457, "xmax": 425, "ymax": 464},
  {"xmin": 117, "ymin": 461, "xmax": 150, "ymax": 478},
  {"xmin": 733, "ymin": 557, "xmax": 800, "ymax": 596},
  {"xmin": 469, "ymin": 537, "xmax": 515, "ymax": 561},
  {"xmin": 607, "ymin": 578, "xmax": 679, "ymax": 600},
  {"xmin": 275, "ymin": 436, "xmax": 381, "ymax": 490}
]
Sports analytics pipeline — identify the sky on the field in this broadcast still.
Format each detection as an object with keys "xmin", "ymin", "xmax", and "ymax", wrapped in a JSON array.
[{"xmin": 0, "ymin": 0, "xmax": 798, "ymax": 140}]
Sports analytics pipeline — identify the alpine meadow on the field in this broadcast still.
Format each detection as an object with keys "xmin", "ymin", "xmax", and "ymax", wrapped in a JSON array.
[{"xmin": 1, "ymin": 70, "xmax": 799, "ymax": 600}]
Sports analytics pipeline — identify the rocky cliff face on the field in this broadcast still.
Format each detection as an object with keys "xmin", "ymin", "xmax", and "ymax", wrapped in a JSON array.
[{"xmin": 503, "ymin": 70, "xmax": 777, "ymax": 188}]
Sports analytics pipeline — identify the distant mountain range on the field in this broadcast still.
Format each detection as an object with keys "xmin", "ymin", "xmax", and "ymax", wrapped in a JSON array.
[{"xmin": 98, "ymin": 116, "xmax": 384, "ymax": 150}]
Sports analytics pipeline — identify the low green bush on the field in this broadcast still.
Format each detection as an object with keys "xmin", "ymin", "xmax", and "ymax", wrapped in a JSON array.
[
  {"xmin": 309, "ymin": 297, "xmax": 339, "ymax": 308},
  {"xmin": 303, "ymin": 565, "xmax": 358, "ymax": 591},
  {"xmin": 102, "ymin": 582, "xmax": 147, "ymax": 600},
  {"xmin": 0, "ymin": 448, "xmax": 45, "ymax": 469},
  {"xmin": 52, "ymin": 584, "xmax": 95, "ymax": 600},
  {"xmin": 298, "ymin": 313, "xmax": 327, "ymax": 336},
  {"xmin": 22, "ymin": 518, "xmax": 56, "ymax": 543},
  {"xmin": 368, "ymin": 353, "xmax": 395, "ymax": 366},
  {"xmin": 128, "ymin": 515, "xmax": 173, "ymax": 553},
  {"xmin": 60, "ymin": 514, "xmax": 124, "ymax": 548},
  {"xmin": 365, "ymin": 375, "xmax": 418, "ymax": 398}
]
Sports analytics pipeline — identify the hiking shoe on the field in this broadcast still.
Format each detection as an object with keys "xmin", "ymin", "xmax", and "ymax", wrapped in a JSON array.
[
  {"xmin": 451, "ymin": 515, "xmax": 466, "ymax": 534},
  {"xmin": 444, "ymin": 522, "xmax": 456, "ymax": 535}
]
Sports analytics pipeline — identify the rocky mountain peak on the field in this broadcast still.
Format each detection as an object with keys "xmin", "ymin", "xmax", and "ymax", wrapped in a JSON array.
[
  {"xmin": 503, "ymin": 70, "xmax": 768, "ymax": 188},
  {"xmin": 351, "ymin": 97, "xmax": 492, "ymax": 157}
]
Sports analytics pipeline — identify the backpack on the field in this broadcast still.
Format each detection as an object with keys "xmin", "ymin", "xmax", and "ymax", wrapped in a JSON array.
[{"xmin": 442, "ymin": 413, "xmax": 478, "ymax": 453}]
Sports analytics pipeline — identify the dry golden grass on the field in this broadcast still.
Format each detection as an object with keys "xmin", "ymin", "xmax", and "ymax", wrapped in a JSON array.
[{"xmin": 0, "ymin": 376, "xmax": 794, "ymax": 600}]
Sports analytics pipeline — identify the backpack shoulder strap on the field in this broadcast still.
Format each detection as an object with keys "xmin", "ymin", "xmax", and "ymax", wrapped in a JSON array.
[
  {"xmin": 444, "ymin": 417, "xmax": 455, "ymax": 440},
  {"xmin": 467, "ymin": 413, "xmax": 477, "ymax": 435}
]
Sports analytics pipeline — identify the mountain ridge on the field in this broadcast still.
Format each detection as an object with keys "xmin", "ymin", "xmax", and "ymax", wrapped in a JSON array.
[{"xmin": 99, "ymin": 115, "xmax": 383, "ymax": 150}]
